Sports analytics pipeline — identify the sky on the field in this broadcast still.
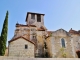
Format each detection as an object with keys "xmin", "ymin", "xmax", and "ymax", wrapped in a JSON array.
[{"xmin": 0, "ymin": 0, "xmax": 80, "ymax": 46}]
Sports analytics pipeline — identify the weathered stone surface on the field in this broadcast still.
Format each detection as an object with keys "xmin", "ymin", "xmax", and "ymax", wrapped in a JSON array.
[
  {"xmin": 46, "ymin": 29, "xmax": 80, "ymax": 58},
  {"xmin": 27, "ymin": 13, "xmax": 45, "ymax": 28},
  {"xmin": 9, "ymin": 38, "xmax": 35, "ymax": 58},
  {"xmin": 8, "ymin": 12, "xmax": 80, "ymax": 58}
]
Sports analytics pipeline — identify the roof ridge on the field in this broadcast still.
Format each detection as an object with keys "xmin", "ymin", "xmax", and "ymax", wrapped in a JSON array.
[{"xmin": 9, "ymin": 36, "xmax": 35, "ymax": 45}]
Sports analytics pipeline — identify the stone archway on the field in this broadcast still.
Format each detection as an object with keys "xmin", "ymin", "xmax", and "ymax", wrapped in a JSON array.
[{"xmin": 76, "ymin": 50, "xmax": 80, "ymax": 58}]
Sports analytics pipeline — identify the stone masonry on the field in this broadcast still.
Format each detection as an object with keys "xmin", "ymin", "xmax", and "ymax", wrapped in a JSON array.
[{"xmin": 8, "ymin": 12, "xmax": 80, "ymax": 58}]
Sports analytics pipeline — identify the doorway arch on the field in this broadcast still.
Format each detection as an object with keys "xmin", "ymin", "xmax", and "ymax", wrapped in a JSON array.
[{"xmin": 76, "ymin": 50, "xmax": 80, "ymax": 58}]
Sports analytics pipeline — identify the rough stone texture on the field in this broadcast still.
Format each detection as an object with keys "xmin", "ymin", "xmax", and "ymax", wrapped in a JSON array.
[
  {"xmin": 46, "ymin": 37, "xmax": 53, "ymax": 57},
  {"xmin": 8, "ymin": 12, "xmax": 80, "ymax": 58},
  {"xmin": 9, "ymin": 38, "xmax": 35, "ymax": 58},
  {"xmin": 30, "ymin": 27, "xmax": 37, "ymax": 41},
  {"xmin": 46, "ymin": 29, "xmax": 79, "ymax": 58},
  {"xmin": 27, "ymin": 13, "xmax": 45, "ymax": 28},
  {"xmin": 36, "ymin": 31, "xmax": 45, "ymax": 57},
  {"xmin": 4, "ymin": 48, "xmax": 8, "ymax": 56},
  {"xmin": 71, "ymin": 35, "xmax": 80, "ymax": 57}
]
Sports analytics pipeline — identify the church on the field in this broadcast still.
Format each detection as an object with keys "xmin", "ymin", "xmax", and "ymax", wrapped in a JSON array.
[{"xmin": 8, "ymin": 12, "xmax": 80, "ymax": 58}]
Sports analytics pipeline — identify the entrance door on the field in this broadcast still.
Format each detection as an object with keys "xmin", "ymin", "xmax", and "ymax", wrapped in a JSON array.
[{"xmin": 76, "ymin": 51, "xmax": 80, "ymax": 58}]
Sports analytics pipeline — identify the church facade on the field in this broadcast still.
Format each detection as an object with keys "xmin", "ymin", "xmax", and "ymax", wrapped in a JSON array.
[{"xmin": 8, "ymin": 12, "xmax": 80, "ymax": 58}]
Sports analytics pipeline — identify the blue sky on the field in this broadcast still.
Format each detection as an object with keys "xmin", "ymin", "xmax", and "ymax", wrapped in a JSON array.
[{"xmin": 0, "ymin": 0, "xmax": 80, "ymax": 46}]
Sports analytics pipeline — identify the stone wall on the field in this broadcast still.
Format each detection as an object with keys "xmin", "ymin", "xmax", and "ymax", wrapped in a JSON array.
[
  {"xmin": 46, "ymin": 29, "xmax": 77, "ymax": 58},
  {"xmin": 36, "ymin": 31, "xmax": 45, "ymax": 57},
  {"xmin": 15, "ymin": 26, "xmax": 30, "ymax": 37},
  {"xmin": 4, "ymin": 48, "xmax": 8, "ymax": 56},
  {"xmin": 46, "ymin": 37, "xmax": 52, "ymax": 57},
  {"xmin": 71, "ymin": 35, "xmax": 80, "ymax": 57},
  {"xmin": 9, "ymin": 38, "xmax": 35, "ymax": 58}
]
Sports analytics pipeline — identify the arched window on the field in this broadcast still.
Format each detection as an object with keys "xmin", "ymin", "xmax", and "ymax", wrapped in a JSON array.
[{"xmin": 61, "ymin": 38, "xmax": 65, "ymax": 48}]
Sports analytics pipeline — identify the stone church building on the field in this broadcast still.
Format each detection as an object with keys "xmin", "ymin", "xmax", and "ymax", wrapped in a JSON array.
[{"xmin": 8, "ymin": 12, "xmax": 80, "ymax": 58}]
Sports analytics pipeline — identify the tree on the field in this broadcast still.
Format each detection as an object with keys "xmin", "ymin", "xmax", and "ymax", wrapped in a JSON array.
[{"xmin": 0, "ymin": 11, "xmax": 8, "ymax": 55}]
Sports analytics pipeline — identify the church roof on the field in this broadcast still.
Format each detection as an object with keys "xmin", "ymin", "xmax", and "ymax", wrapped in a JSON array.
[
  {"xmin": 54, "ymin": 28, "xmax": 68, "ymax": 34},
  {"xmin": 56, "ymin": 28, "xmax": 67, "ymax": 32},
  {"xmin": 8, "ymin": 36, "xmax": 35, "ymax": 45},
  {"xmin": 37, "ymin": 29, "xmax": 45, "ymax": 31},
  {"xmin": 37, "ymin": 26, "xmax": 47, "ymax": 31},
  {"xmin": 69, "ymin": 28, "xmax": 80, "ymax": 35},
  {"xmin": 27, "ymin": 12, "xmax": 45, "ymax": 15},
  {"xmin": 16, "ymin": 23, "xmax": 36, "ymax": 27},
  {"xmin": 47, "ymin": 31, "xmax": 53, "ymax": 36},
  {"xmin": 51, "ymin": 28, "xmax": 71, "ymax": 37}
]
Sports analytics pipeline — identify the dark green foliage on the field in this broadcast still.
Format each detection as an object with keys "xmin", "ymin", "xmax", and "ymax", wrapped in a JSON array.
[
  {"xmin": 0, "ymin": 11, "xmax": 8, "ymax": 55},
  {"xmin": 0, "ymin": 36, "xmax": 1, "ymax": 49}
]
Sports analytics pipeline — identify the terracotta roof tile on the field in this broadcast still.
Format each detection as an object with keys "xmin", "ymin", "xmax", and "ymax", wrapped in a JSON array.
[
  {"xmin": 9, "ymin": 36, "xmax": 35, "ymax": 45},
  {"xmin": 69, "ymin": 29, "xmax": 80, "ymax": 35},
  {"xmin": 37, "ymin": 28, "xmax": 45, "ymax": 31},
  {"xmin": 16, "ymin": 23, "xmax": 36, "ymax": 27},
  {"xmin": 23, "ymin": 34, "xmax": 30, "ymax": 40},
  {"xmin": 37, "ymin": 26, "xmax": 46, "ymax": 31}
]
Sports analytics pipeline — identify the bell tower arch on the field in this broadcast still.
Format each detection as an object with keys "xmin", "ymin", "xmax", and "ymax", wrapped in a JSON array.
[{"xmin": 26, "ymin": 12, "xmax": 45, "ymax": 28}]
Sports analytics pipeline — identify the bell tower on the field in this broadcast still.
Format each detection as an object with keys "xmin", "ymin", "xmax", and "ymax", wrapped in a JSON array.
[{"xmin": 26, "ymin": 12, "xmax": 45, "ymax": 27}]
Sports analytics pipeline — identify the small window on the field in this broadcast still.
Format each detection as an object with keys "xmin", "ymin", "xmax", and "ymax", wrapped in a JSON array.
[
  {"xmin": 37, "ymin": 14, "xmax": 41, "ymax": 22},
  {"xmin": 61, "ymin": 38, "xmax": 65, "ymax": 48},
  {"xmin": 25, "ymin": 45, "xmax": 28, "ymax": 49},
  {"xmin": 33, "ymin": 36, "xmax": 36, "ymax": 39},
  {"xmin": 31, "ymin": 14, "xmax": 35, "ymax": 19}
]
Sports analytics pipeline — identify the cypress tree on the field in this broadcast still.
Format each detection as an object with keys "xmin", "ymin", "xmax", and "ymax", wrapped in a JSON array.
[{"xmin": 0, "ymin": 11, "xmax": 8, "ymax": 55}]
